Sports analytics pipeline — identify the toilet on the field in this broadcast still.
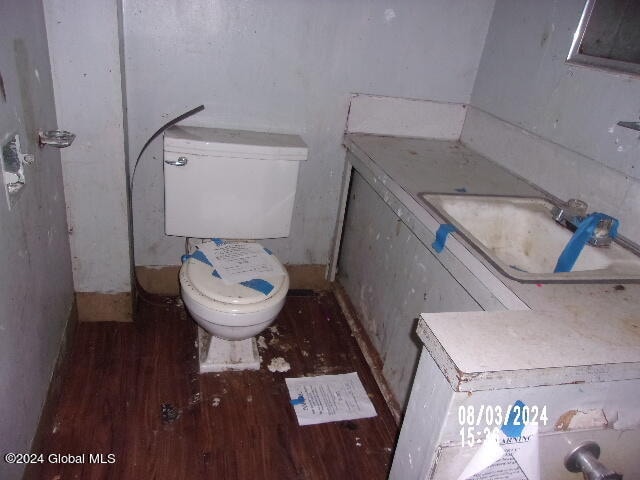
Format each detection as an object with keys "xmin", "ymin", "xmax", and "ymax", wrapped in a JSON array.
[{"xmin": 163, "ymin": 125, "xmax": 308, "ymax": 372}]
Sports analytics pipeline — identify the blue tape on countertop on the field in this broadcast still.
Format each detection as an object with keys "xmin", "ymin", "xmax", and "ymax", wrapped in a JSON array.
[
  {"xmin": 432, "ymin": 224, "xmax": 457, "ymax": 253},
  {"xmin": 554, "ymin": 213, "xmax": 619, "ymax": 273},
  {"xmin": 290, "ymin": 394, "xmax": 305, "ymax": 406},
  {"xmin": 502, "ymin": 400, "xmax": 526, "ymax": 438},
  {"xmin": 211, "ymin": 238, "xmax": 225, "ymax": 246}
]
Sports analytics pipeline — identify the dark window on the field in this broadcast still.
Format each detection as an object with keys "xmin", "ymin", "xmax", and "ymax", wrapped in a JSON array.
[{"xmin": 568, "ymin": 0, "xmax": 640, "ymax": 75}]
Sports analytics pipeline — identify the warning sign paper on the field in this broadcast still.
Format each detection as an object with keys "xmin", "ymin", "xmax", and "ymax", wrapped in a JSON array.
[{"xmin": 285, "ymin": 373, "xmax": 377, "ymax": 426}]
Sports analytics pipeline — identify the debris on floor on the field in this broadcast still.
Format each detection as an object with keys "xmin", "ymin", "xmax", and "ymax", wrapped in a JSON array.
[
  {"xmin": 161, "ymin": 403, "xmax": 180, "ymax": 423},
  {"xmin": 188, "ymin": 392, "xmax": 201, "ymax": 407},
  {"xmin": 257, "ymin": 335, "xmax": 268, "ymax": 350},
  {"xmin": 267, "ymin": 357, "xmax": 291, "ymax": 372},
  {"xmin": 211, "ymin": 397, "xmax": 221, "ymax": 407},
  {"xmin": 285, "ymin": 372, "xmax": 377, "ymax": 426}
]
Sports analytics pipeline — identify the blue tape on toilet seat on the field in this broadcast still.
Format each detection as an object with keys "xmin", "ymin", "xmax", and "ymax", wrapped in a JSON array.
[
  {"xmin": 239, "ymin": 278, "xmax": 274, "ymax": 295},
  {"xmin": 181, "ymin": 248, "xmax": 213, "ymax": 266}
]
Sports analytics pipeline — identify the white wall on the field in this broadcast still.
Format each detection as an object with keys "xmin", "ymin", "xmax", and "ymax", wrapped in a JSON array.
[
  {"xmin": 44, "ymin": 0, "xmax": 131, "ymax": 293},
  {"xmin": 0, "ymin": 1, "xmax": 74, "ymax": 477},
  {"xmin": 465, "ymin": 0, "xmax": 640, "ymax": 244},
  {"xmin": 124, "ymin": 0, "xmax": 496, "ymax": 267}
]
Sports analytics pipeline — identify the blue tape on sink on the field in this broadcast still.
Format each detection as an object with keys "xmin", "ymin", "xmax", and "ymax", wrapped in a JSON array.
[
  {"xmin": 432, "ymin": 224, "xmax": 457, "ymax": 253},
  {"xmin": 554, "ymin": 213, "xmax": 619, "ymax": 273}
]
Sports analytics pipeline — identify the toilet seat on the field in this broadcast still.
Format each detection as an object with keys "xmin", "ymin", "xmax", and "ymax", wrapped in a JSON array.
[
  {"xmin": 184, "ymin": 248, "xmax": 286, "ymax": 305},
  {"xmin": 179, "ymin": 245, "xmax": 289, "ymax": 323}
]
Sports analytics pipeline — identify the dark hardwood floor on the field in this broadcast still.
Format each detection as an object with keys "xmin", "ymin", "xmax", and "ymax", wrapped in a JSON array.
[{"xmin": 25, "ymin": 290, "xmax": 398, "ymax": 480}]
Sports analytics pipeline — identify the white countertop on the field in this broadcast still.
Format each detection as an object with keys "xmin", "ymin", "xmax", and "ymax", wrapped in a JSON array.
[{"xmin": 344, "ymin": 132, "xmax": 640, "ymax": 391}]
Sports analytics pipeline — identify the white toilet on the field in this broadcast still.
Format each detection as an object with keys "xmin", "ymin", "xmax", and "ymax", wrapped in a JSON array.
[{"xmin": 163, "ymin": 125, "xmax": 308, "ymax": 372}]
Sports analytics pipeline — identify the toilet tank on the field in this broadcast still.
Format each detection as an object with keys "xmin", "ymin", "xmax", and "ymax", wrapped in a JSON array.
[{"xmin": 163, "ymin": 126, "xmax": 308, "ymax": 239}]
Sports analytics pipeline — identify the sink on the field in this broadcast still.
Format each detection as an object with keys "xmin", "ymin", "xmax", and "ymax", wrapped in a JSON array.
[{"xmin": 419, "ymin": 193, "xmax": 640, "ymax": 283}]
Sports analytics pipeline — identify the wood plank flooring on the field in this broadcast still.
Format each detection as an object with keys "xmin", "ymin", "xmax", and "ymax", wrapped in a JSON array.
[{"xmin": 25, "ymin": 290, "xmax": 398, "ymax": 480}]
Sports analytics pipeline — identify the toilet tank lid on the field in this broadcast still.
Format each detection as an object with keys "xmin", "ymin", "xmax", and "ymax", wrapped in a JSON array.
[{"xmin": 164, "ymin": 125, "xmax": 308, "ymax": 161}]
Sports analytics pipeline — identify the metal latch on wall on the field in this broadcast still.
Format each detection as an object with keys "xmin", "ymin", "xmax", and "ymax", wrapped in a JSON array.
[
  {"xmin": 1, "ymin": 133, "xmax": 33, "ymax": 209},
  {"xmin": 1, "ymin": 129, "xmax": 76, "ymax": 210},
  {"xmin": 38, "ymin": 130, "xmax": 76, "ymax": 148}
]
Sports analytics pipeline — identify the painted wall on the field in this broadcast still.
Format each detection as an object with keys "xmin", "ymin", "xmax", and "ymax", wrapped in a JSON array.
[
  {"xmin": 43, "ymin": 0, "xmax": 131, "ymax": 293},
  {"xmin": 466, "ymin": 0, "xmax": 640, "ymax": 244},
  {"xmin": 0, "ymin": 1, "xmax": 74, "ymax": 477},
  {"xmin": 123, "ymin": 0, "xmax": 496, "ymax": 267}
]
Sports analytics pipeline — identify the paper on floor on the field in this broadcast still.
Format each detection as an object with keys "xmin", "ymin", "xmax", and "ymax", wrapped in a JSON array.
[
  {"xmin": 204, "ymin": 241, "xmax": 285, "ymax": 285},
  {"xmin": 285, "ymin": 372, "xmax": 377, "ymax": 426}
]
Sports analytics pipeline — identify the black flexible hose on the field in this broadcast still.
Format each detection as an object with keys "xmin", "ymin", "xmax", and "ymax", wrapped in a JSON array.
[{"xmin": 130, "ymin": 104, "xmax": 205, "ymax": 188}]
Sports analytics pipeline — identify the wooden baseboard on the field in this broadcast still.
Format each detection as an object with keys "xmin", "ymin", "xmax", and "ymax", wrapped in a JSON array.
[
  {"xmin": 332, "ymin": 281, "xmax": 402, "ymax": 425},
  {"xmin": 27, "ymin": 300, "xmax": 78, "ymax": 462},
  {"xmin": 76, "ymin": 291, "xmax": 133, "ymax": 322},
  {"xmin": 135, "ymin": 264, "xmax": 331, "ymax": 295},
  {"xmin": 136, "ymin": 266, "xmax": 180, "ymax": 295},
  {"xmin": 285, "ymin": 264, "xmax": 331, "ymax": 291}
]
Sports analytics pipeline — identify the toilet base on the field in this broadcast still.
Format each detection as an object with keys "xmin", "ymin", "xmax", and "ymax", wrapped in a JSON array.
[{"xmin": 198, "ymin": 327, "xmax": 261, "ymax": 373}]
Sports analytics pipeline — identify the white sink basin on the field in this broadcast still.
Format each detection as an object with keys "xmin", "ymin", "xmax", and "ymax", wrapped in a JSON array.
[{"xmin": 419, "ymin": 194, "xmax": 640, "ymax": 283}]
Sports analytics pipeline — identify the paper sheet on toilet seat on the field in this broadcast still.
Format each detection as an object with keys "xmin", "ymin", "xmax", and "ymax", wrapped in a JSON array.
[
  {"xmin": 203, "ymin": 241, "xmax": 285, "ymax": 285},
  {"xmin": 285, "ymin": 373, "xmax": 377, "ymax": 426}
]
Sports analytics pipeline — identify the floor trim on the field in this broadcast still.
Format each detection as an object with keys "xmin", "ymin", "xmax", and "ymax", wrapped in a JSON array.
[
  {"xmin": 332, "ymin": 282, "xmax": 402, "ymax": 425},
  {"xmin": 27, "ymin": 300, "xmax": 78, "ymax": 463},
  {"xmin": 76, "ymin": 291, "xmax": 133, "ymax": 322}
]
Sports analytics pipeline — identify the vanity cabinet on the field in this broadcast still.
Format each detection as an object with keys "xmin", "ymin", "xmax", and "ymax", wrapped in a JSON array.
[
  {"xmin": 338, "ymin": 170, "xmax": 481, "ymax": 408},
  {"xmin": 390, "ymin": 315, "xmax": 640, "ymax": 480}
]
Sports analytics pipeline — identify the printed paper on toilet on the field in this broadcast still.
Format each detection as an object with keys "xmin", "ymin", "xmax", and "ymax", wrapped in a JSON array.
[
  {"xmin": 285, "ymin": 373, "xmax": 377, "ymax": 426},
  {"xmin": 205, "ymin": 241, "xmax": 285, "ymax": 285}
]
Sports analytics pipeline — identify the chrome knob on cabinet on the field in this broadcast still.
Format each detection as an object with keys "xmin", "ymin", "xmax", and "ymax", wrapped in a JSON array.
[
  {"xmin": 164, "ymin": 156, "xmax": 188, "ymax": 167},
  {"xmin": 564, "ymin": 441, "xmax": 622, "ymax": 480}
]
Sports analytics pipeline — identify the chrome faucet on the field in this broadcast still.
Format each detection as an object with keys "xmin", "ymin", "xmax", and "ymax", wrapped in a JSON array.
[
  {"xmin": 551, "ymin": 198, "xmax": 588, "ymax": 226},
  {"xmin": 565, "ymin": 441, "xmax": 623, "ymax": 480},
  {"xmin": 552, "ymin": 199, "xmax": 618, "ymax": 247}
]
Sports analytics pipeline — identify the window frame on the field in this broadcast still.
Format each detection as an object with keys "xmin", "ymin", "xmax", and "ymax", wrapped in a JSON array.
[{"xmin": 567, "ymin": 0, "xmax": 640, "ymax": 76}]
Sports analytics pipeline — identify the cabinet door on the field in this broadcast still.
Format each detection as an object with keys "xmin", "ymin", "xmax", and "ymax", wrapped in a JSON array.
[{"xmin": 339, "ymin": 172, "xmax": 481, "ymax": 408}]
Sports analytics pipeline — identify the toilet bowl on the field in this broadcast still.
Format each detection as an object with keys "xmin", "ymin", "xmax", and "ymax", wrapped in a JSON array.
[{"xmin": 179, "ymin": 253, "xmax": 289, "ymax": 340}]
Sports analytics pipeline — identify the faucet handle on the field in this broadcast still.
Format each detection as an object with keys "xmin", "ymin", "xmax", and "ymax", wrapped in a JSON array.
[
  {"xmin": 564, "ymin": 441, "xmax": 623, "ymax": 479},
  {"xmin": 566, "ymin": 198, "xmax": 588, "ymax": 217}
]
